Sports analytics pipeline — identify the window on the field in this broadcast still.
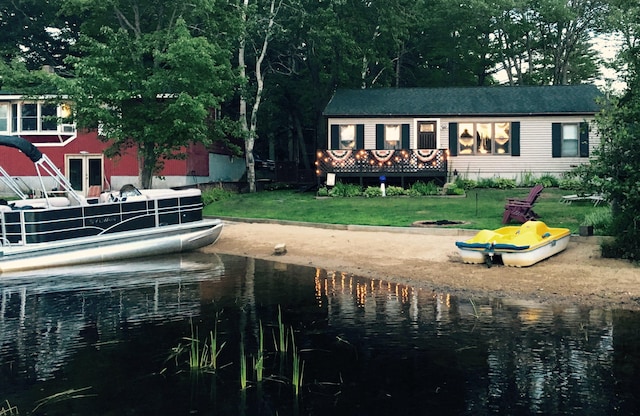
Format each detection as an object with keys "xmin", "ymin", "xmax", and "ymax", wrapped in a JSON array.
[
  {"xmin": 41, "ymin": 104, "xmax": 58, "ymax": 131},
  {"xmin": 21, "ymin": 103, "xmax": 38, "ymax": 131},
  {"xmin": 339, "ymin": 125, "xmax": 355, "ymax": 149},
  {"xmin": 458, "ymin": 122, "xmax": 511, "ymax": 155},
  {"xmin": 4, "ymin": 102, "xmax": 74, "ymax": 134},
  {"xmin": 384, "ymin": 125, "xmax": 401, "ymax": 150},
  {"xmin": 561, "ymin": 124, "xmax": 579, "ymax": 157},
  {"xmin": 0, "ymin": 104, "xmax": 8, "ymax": 132}
]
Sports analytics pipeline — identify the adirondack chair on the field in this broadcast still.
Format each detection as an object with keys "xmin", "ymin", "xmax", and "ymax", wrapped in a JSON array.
[{"xmin": 502, "ymin": 184, "xmax": 544, "ymax": 224}]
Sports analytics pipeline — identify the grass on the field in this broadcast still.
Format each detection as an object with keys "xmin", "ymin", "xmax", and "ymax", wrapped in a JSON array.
[{"xmin": 203, "ymin": 187, "xmax": 609, "ymax": 234}]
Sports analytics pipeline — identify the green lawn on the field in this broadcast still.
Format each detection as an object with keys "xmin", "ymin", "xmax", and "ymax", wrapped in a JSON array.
[{"xmin": 203, "ymin": 187, "xmax": 607, "ymax": 234}]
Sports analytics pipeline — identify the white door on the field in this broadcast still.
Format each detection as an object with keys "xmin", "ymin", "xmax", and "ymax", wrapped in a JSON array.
[{"xmin": 65, "ymin": 154, "xmax": 104, "ymax": 195}]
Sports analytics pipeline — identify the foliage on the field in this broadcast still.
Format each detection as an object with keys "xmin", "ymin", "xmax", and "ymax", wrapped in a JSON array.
[
  {"xmin": 535, "ymin": 174, "xmax": 560, "ymax": 188},
  {"xmin": 444, "ymin": 182, "xmax": 466, "ymax": 195},
  {"xmin": 329, "ymin": 182, "xmax": 362, "ymax": 197},
  {"xmin": 410, "ymin": 181, "xmax": 440, "ymax": 196},
  {"xmin": 201, "ymin": 187, "xmax": 234, "ymax": 205},
  {"xmin": 581, "ymin": 207, "xmax": 612, "ymax": 234},
  {"xmin": 385, "ymin": 185, "xmax": 406, "ymax": 196},
  {"xmin": 317, "ymin": 187, "xmax": 329, "ymax": 197},
  {"xmin": 363, "ymin": 186, "xmax": 382, "ymax": 198},
  {"xmin": 64, "ymin": 1, "xmax": 236, "ymax": 188}
]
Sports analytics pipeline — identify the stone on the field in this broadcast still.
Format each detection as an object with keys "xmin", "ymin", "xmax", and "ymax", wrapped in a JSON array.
[{"xmin": 274, "ymin": 243, "xmax": 287, "ymax": 255}]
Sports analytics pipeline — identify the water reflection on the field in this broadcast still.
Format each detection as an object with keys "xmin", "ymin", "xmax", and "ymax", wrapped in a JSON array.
[{"xmin": 0, "ymin": 253, "xmax": 638, "ymax": 415}]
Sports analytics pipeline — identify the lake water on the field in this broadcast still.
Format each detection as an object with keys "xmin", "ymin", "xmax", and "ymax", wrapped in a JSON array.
[{"xmin": 1, "ymin": 252, "xmax": 639, "ymax": 415}]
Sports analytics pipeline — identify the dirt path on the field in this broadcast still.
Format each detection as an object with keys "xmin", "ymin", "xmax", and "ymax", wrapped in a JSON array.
[{"xmin": 202, "ymin": 220, "xmax": 640, "ymax": 309}]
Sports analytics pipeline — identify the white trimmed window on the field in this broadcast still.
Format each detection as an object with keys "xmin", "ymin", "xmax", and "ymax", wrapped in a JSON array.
[
  {"xmin": 8, "ymin": 102, "xmax": 75, "ymax": 134},
  {"xmin": 458, "ymin": 122, "xmax": 511, "ymax": 155},
  {"xmin": 0, "ymin": 104, "xmax": 8, "ymax": 132},
  {"xmin": 339, "ymin": 124, "xmax": 355, "ymax": 149},
  {"xmin": 561, "ymin": 124, "xmax": 579, "ymax": 157},
  {"xmin": 384, "ymin": 124, "xmax": 401, "ymax": 150}
]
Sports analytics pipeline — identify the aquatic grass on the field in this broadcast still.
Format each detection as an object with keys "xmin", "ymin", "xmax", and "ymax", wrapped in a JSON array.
[
  {"xmin": 184, "ymin": 317, "xmax": 226, "ymax": 371},
  {"xmin": 32, "ymin": 387, "xmax": 94, "ymax": 413},
  {"xmin": 253, "ymin": 321, "xmax": 265, "ymax": 382},
  {"xmin": 274, "ymin": 306, "xmax": 289, "ymax": 353},
  {"xmin": 240, "ymin": 340, "xmax": 248, "ymax": 390},
  {"xmin": 0, "ymin": 401, "xmax": 18, "ymax": 415},
  {"xmin": 290, "ymin": 328, "xmax": 305, "ymax": 397}
]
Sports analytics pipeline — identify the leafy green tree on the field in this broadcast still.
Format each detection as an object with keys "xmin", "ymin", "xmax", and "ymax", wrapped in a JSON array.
[
  {"xmin": 64, "ymin": 0, "xmax": 235, "ymax": 188},
  {"xmin": 0, "ymin": 0, "xmax": 80, "ymax": 74},
  {"xmin": 496, "ymin": 0, "xmax": 606, "ymax": 85},
  {"xmin": 573, "ymin": 0, "xmax": 640, "ymax": 259}
]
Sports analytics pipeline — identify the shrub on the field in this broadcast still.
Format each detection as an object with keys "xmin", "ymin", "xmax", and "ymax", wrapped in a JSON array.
[
  {"xmin": 454, "ymin": 177, "xmax": 477, "ymax": 190},
  {"xmin": 202, "ymin": 187, "xmax": 234, "ymax": 205},
  {"xmin": 582, "ymin": 207, "xmax": 612, "ymax": 235},
  {"xmin": 492, "ymin": 178, "xmax": 517, "ymax": 189},
  {"xmin": 410, "ymin": 181, "xmax": 439, "ymax": 195},
  {"xmin": 385, "ymin": 185, "xmax": 405, "ymax": 196},
  {"xmin": 363, "ymin": 186, "xmax": 382, "ymax": 197},
  {"xmin": 329, "ymin": 182, "xmax": 362, "ymax": 197},
  {"xmin": 537, "ymin": 174, "xmax": 559, "ymax": 188},
  {"xmin": 317, "ymin": 186, "xmax": 329, "ymax": 197}
]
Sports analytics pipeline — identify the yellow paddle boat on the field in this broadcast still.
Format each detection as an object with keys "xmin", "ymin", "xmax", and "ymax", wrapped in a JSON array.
[{"xmin": 455, "ymin": 221, "xmax": 571, "ymax": 267}]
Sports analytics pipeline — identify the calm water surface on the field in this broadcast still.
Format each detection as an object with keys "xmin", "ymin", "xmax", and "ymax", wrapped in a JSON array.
[{"xmin": 0, "ymin": 252, "xmax": 639, "ymax": 415}]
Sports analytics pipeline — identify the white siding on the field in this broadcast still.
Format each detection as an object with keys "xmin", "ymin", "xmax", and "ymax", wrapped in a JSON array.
[{"xmin": 327, "ymin": 115, "xmax": 597, "ymax": 181}]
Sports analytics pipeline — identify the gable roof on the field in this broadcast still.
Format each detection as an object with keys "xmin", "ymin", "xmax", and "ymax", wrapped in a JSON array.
[{"xmin": 323, "ymin": 85, "xmax": 603, "ymax": 117}]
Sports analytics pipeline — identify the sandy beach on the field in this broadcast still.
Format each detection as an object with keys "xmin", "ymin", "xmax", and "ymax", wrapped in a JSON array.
[{"xmin": 202, "ymin": 220, "xmax": 640, "ymax": 309}]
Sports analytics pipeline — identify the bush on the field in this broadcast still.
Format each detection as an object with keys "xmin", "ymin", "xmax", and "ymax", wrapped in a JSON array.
[
  {"xmin": 385, "ymin": 185, "xmax": 405, "ymax": 196},
  {"xmin": 363, "ymin": 186, "xmax": 382, "ymax": 197},
  {"xmin": 492, "ymin": 178, "xmax": 517, "ymax": 189},
  {"xmin": 317, "ymin": 186, "xmax": 329, "ymax": 197},
  {"xmin": 582, "ymin": 207, "xmax": 612, "ymax": 235},
  {"xmin": 410, "ymin": 181, "xmax": 439, "ymax": 195},
  {"xmin": 329, "ymin": 182, "xmax": 362, "ymax": 197},
  {"xmin": 202, "ymin": 187, "xmax": 234, "ymax": 205}
]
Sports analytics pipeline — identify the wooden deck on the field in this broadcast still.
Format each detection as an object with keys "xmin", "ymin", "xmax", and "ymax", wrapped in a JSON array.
[{"xmin": 315, "ymin": 149, "xmax": 448, "ymax": 183}]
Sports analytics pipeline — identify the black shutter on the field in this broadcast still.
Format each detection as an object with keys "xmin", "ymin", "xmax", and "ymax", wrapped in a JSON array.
[
  {"xmin": 552, "ymin": 123, "xmax": 562, "ymax": 158},
  {"xmin": 376, "ymin": 124, "xmax": 385, "ymax": 149},
  {"xmin": 331, "ymin": 125, "xmax": 339, "ymax": 149},
  {"xmin": 579, "ymin": 122, "xmax": 589, "ymax": 157},
  {"xmin": 356, "ymin": 124, "xmax": 364, "ymax": 149},
  {"xmin": 448, "ymin": 123, "xmax": 458, "ymax": 156},
  {"xmin": 511, "ymin": 122, "xmax": 520, "ymax": 156},
  {"xmin": 401, "ymin": 124, "xmax": 410, "ymax": 149}
]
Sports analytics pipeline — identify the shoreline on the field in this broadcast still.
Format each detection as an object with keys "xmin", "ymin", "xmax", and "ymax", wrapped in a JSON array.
[{"xmin": 202, "ymin": 219, "xmax": 640, "ymax": 310}]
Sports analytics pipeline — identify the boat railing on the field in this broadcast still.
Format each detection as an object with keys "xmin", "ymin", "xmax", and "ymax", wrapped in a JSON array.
[{"xmin": 0, "ymin": 189, "xmax": 203, "ymax": 247}]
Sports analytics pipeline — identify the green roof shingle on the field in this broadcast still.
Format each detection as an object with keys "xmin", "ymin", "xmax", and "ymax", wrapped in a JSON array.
[{"xmin": 323, "ymin": 85, "xmax": 602, "ymax": 117}]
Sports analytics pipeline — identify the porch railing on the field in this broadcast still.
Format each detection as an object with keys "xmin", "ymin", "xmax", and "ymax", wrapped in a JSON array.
[{"xmin": 315, "ymin": 149, "xmax": 448, "ymax": 176}]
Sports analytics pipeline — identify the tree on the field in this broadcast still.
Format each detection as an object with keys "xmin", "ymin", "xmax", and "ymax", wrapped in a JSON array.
[
  {"xmin": 573, "ymin": 0, "xmax": 640, "ymax": 259},
  {"xmin": 64, "ymin": 0, "xmax": 235, "ymax": 188},
  {"xmin": 496, "ymin": 0, "xmax": 607, "ymax": 85}
]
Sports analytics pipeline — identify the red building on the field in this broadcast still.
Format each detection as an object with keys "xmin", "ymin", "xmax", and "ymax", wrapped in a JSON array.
[{"xmin": 0, "ymin": 93, "xmax": 216, "ymax": 196}]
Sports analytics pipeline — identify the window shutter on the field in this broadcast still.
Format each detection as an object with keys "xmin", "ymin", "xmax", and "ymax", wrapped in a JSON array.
[
  {"xmin": 551, "ymin": 123, "xmax": 562, "ymax": 158},
  {"xmin": 356, "ymin": 124, "xmax": 364, "ymax": 149},
  {"xmin": 376, "ymin": 124, "xmax": 385, "ymax": 149},
  {"xmin": 331, "ymin": 125, "xmax": 339, "ymax": 149},
  {"xmin": 511, "ymin": 122, "xmax": 520, "ymax": 156},
  {"xmin": 401, "ymin": 124, "xmax": 410, "ymax": 149},
  {"xmin": 579, "ymin": 122, "xmax": 589, "ymax": 157},
  {"xmin": 448, "ymin": 123, "xmax": 458, "ymax": 156}
]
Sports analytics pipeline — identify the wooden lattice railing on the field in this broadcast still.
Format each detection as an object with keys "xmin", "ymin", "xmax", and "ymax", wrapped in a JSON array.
[{"xmin": 315, "ymin": 149, "xmax": 448, "ymax": 176}]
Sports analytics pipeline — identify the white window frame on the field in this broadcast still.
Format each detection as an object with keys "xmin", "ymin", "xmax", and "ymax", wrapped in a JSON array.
[
  {"xmin": 458, "ymin": 122, "xmax": 511, "ymax": 155},
  {"xmin": 384, "ymin": 124, "xmax": 401, "ymax": 150},
  {"xmin": 7, "ymin": 101, "xmax": 75, "ymax": 134},
  {"xmin": 339, "ymin": 124, "xmax": 356, "ymax": 149},
  {"xmin": 561, "ymin": 123, "xmax": 579, "ymax": 157}
]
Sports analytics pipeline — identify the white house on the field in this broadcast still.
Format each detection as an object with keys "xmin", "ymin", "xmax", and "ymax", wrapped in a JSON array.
[{"xmin": 316, "ymin": 85, "xmax": 602, "ymax": 186}]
